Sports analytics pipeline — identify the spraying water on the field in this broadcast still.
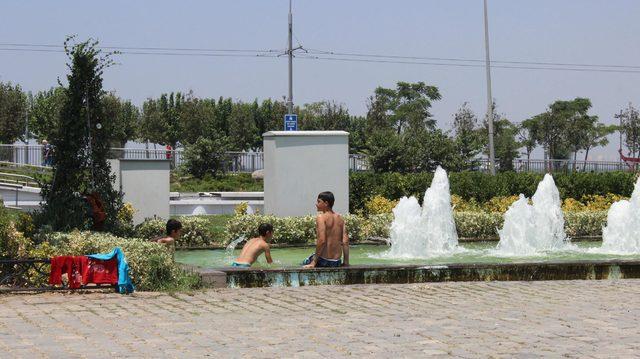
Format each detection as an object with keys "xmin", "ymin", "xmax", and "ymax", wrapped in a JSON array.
[
  {"xmin": 496, "ymin": 174, "xmax": 572, "ymax": 255},
  {"xmin": 599, "ymin": 177, "xmax": 640, "ymax": 253},
  {"xmin": 225, "ymin": 236, "xmax": 247, "ymax": 262},
  {"xmin": 383, "ymin": 166, "xmax": 460, "ymax": 258}
]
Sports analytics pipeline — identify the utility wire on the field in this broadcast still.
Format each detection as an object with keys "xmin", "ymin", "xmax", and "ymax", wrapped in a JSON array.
[{"xmin": 2, "ymin": 43, "xmax": 640, "ymax": 74}]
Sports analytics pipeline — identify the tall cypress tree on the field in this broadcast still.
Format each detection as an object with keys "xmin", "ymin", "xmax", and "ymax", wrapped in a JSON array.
[{"xmin": 37, "ymin": 37, "xmax": 123, "ymax": 232}]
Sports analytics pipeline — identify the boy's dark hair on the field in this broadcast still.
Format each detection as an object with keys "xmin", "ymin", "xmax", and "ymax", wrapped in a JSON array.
[
  {"xmin": 166, "ymin": 219, "xmax": 183, "ymax": 235},
  {"xmin": 258, "ymin": 223, "xmax": 273, "ymax": 236},
  {"xmin": 318, "ymin": 191, "xmax": 335, "ymax": 208}
]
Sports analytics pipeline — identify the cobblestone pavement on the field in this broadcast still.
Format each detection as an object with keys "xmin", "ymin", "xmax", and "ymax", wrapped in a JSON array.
[{"xmin": 1, "ymin": 280, "xmax": 640, "ymax": 358}]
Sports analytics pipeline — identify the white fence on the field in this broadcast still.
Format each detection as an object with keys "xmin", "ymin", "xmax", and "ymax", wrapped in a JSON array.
[{"xmin": 0, "ymin": 145, "xmax": 369, "ymax": 173}]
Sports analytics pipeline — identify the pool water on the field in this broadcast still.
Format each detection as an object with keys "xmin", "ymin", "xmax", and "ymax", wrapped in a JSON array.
[{"xmin": 175, "ymin": 241, "xmax": 640, "ymax": 269}]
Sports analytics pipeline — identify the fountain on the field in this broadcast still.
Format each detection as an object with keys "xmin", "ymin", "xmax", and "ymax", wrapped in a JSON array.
[
  {"xmin": 383, "ymin": 166, "xmax": 461, "ymax": 258},
  {"xmin": 599, "ymin": 177, "xmax": 640, "ymax": 253},
  {"xmin": 496, "ymin": 173, "xmax": 573, "ymax": 255}
]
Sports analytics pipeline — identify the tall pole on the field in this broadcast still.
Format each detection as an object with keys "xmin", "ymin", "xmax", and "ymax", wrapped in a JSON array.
[
  {"xmin": 287, "ymin": 0, "xmax": 294, "ymax": 114},
  {"xmin": 483, "ymin": 0, "xmax": 496, "ymax": 175}
]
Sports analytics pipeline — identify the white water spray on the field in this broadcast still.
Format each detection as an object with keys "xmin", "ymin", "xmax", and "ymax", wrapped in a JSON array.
[
  {"xmin": 599, "ymin": 177, "xmax": 640, "ymax": 253},
  {"xmin": 496, "ymin": 174, "xmax": 572, "ymax": 255},
  {"xmin": 225, "ymin": 236, "xmax": 247, "ymax": 262},
  {"xmin": 384, "ymin": 166, "xmax": 460, "ymax": 258}
]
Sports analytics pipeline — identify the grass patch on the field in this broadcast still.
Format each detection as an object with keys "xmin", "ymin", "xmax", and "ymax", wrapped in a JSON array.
[{"xmin": 170, "ymin": 172, "xmax": 263, "ymax": 193}]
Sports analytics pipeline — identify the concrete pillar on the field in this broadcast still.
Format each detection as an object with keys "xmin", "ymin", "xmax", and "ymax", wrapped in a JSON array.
[{"xmin": 263, "ymin": 131, "xmax": 349, "ymax": 216}]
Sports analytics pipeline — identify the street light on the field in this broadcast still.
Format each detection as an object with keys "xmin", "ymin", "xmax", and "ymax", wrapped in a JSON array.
[{"xmin": 483, "ymin": 0, "xmax": 496, "ymax": 175}]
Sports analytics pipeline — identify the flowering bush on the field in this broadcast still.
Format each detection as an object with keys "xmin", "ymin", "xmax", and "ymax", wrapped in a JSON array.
[
  {"xmin": 364, "ymin": 195, "xmax": 398, "ymax": 215},
  {"xmin": 564, "ymin": 211, "xmax": 607, "ymax": 237},
  {"xmin": 454, "ymin": 212, "xmax": 503, "ymax": 239},
  {"xmin": 135, "ymin": 217, "xmax": 214, "ymax": 248},
  {"xmin": 32, "ymin": 231, "xmax": 199, "ymax": 291}
]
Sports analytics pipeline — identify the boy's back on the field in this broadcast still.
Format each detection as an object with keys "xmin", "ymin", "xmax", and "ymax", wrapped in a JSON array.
[
  {"xmin": 318, "ymin": 212, "xmax": 345, "ymax": 260},
  {"xmin": 233, "ymin": 237, "xmax": 272, "ymax": 267}
]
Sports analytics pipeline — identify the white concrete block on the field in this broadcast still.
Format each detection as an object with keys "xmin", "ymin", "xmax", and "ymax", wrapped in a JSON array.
[{"xmin": 263, "ymin": 131, "xmax": 349, "ymax": 216}]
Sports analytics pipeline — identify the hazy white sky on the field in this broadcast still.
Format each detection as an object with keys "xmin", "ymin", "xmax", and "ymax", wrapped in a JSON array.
[{"xmin": 2, "ymin": 0, "xmax": 639, "ymax": 160}]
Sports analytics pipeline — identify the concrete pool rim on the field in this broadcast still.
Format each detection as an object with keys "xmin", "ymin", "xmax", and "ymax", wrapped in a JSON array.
[{"xmin": 183, "ymin": 258, "xmax": 640, "ymax": 288}]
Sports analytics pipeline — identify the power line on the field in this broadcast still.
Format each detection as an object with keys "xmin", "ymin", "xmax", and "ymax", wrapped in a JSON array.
[
  {"xmin": 0, "ymin": 42, "xmax": 281, "ymax": 54},
  {"xmin": 2, "ymin": 42, "xmax": 639, "ymax": 70},
  {"xmin": 0, "ymin": 47, "xmax": 280, "ymax": 58},
  {"xmin": 305, "ymin": 48, "xmax": 640, "ymax": 70},
  {"xmin": 296, "ymin": 54, "xmax": 640, "ymax": 74},
  {"xmin": 2, "ymin": 43, "xmax": 640, "ymax": 74}
]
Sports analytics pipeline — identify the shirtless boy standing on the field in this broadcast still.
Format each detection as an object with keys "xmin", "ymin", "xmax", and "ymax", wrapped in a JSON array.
[
  {"xmin": 303, "ymin": 191, "xmax": 349, "ymax": 268},
  {"xmin": 232, "ymin": 223, "xmax": 274, "ymax": 268}
]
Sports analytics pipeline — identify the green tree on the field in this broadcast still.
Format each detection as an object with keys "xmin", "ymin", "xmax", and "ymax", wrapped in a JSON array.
[
  {"xmin": 38, "ymin": 37, "xmax": 124, "ymax": 232},
  {"xmin": 180, "ymin": 93, "xmax": 216, "ymax": 145},
  {"xmin": 365, "ymin": 130, "xmax": 411, "ymax": 173},
  {"xmin": 368, "ymin": 82, "xmax": 441, "ymax": 134},
  {"xmin": 0, "ymin": 82, "xmax": 27, "ymax": 143},
  {"xmin": 228, "ymin": 102, "xmax": 258, "ymax": 151},
  {"xmin": 183, "ymin": 134, "xmax": 230, "ymax": 178},
  {"xmin": 300, "ymin": 101, "xmax": 351, "ymax": 130},
  {"xmin": 518, "ymin": 117, "xmax": 539, "ymax": 165},
  {"xmin": 452, "ymin": 103, "xmax": 482, "ymax": 170},
  {"xmin": 583, "ymin": 123, "xmax": 616, "ymax": 165},
  {"xmin": 102, "ymin": 92, "xmax": 139, "ymax": 147},
  {"xmin": 29, "ymin": 87, "xmax": 66, "ymax": 141},
  {"xmin": 615, "ymin": 103, "xmax": 640, "ymax": 158},
  {"xmin": 481, "ymin": 103, "xmax": 520, "ymax": 171}
]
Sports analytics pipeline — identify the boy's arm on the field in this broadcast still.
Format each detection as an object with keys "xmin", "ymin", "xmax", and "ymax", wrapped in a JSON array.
[
  {"xmin": 342, "ymin": 220, "xmax": 349, "ymax": 266},
  {"xmin": 304, "ymin": 215, "xmax": 326, "ymax": 268},
  {"xmin": 264, "ymin": 244, "xmax": 273, "ymax": 264}
]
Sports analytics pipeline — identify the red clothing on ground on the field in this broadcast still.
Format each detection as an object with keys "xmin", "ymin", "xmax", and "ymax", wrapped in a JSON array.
[
  {"xmin": 49, "ymin": 256, "xmax": 89, "ymax": 289},
  {"xmin": 85, "ymin": 258, "xmax": 118, "ymax": 285}
]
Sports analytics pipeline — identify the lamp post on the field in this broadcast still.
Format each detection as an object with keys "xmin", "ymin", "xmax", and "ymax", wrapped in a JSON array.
[{"xmin": 483, "ymin": 0, "xmax": 496, "ymax": 175}]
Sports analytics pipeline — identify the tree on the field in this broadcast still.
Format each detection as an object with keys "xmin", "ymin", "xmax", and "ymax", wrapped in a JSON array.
[
  {"xmin": 481, "ymin": 102, "xmax": 520, "ymax": 171},
  {"xmin": 365, "ymin": 130, "xmax": 411, "ymax": 173},
  {"xmin": 38, "ymin": 37, "xmax": 124, "ymax": 232},
  {"xmin": 583, "ymin": 123, "xmax": 616, "ymax": 167},
  {"xmin": 183, "ymin": 134, "xmax": 230, "ymax": 178},
  {"xmin": 0, "ymin": 82, "xmax": 27, "ymax": 143},
  {"xmin": 518, "ymin": 118, "xmax": 539, "ymax": 165},
  {"xmin": 139, "ymin": 97, "xmax": 168, "ymax": 147},
  {"xmin": 554, "ymin": 98, "xmax": 598, "ymax": 167},
  {"xmin": 102, "ymin": 93, "xmax": 139, "ymax": 147},
  {"xmin": 615, "ymin": 103, "xmax": 640, "ymax": 158},
  {"xmin": 228, "ymin": 102, "xmax": 258, "ymax": 151},
  {"xmin": 368, "ymin": 82, "xmax": 441, "ymax": 134},
  {"xmin": 300, "ymin": 101, "xmax": 351, "ymax": 130},
  {"xmin": 29, "ymin": 87, "xmax": 66, "ymax": 141},
  {"xmin": 180, "ymin": 93, "xmax": 215, "ymax": 145},
  {"xmin": 452, "ymin": 103, "xmax": 483, "ymax": 170}
]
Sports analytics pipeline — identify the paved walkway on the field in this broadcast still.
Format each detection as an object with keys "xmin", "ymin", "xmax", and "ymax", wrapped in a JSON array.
[{"xmin": 1, "ymin": 280, "xmax": 639, "ymax": 358}]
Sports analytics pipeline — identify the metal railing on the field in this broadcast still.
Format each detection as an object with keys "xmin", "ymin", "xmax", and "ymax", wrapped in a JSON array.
[
  {"xmin": 3, "ymin": 144, "xmax": 631, "ymax": 174},
  {"xmin": 476, "ymin": 158, "xmax": 629, "ymax": 173}
]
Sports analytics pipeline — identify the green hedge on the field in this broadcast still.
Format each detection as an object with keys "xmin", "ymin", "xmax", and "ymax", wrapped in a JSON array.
[
  {"xmin": 29, "ymin": 231, "xmax": 200, "ymax": 291},
  {"xmin": 226, "ymin": 211, "xmax": 608, "ymax": 244},
  {"xmin": 350, "ymin": 171, "xmax": 636, "ymax": 212}
]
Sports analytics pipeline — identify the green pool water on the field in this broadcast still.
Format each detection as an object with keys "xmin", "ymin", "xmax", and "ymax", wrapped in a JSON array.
[{"xmin": 175, "ymin": 241, "xmax": 640, "ymax": 269}]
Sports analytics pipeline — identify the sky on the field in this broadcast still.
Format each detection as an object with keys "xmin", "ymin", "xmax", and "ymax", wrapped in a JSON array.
[{"xmin": 2, "ymin": 0, "xmax": 640, "ymax": 160}]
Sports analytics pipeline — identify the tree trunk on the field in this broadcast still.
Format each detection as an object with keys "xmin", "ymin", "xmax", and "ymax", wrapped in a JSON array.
[{"xmin": 583, "ymin": 147, "xmax": 590, "ymax": 171}]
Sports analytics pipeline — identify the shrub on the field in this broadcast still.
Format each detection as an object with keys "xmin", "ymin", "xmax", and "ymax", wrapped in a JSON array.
[
  {"xmin": 482, "ymin": 195, "xmax": 520, "ymax": 213},
  {"xmin": 454, "ymin": 212, "xmax": 503, "ymax": 239},
  {"xmin": 564, "ymin": 211, "xmax": 607, "ymax": 237},
  {"xmin": 183, "ymin": 136, "xmax": 230, "ymax": 179},
  {"xmin": 33, "ymin": 231, "xmax": 200, "ymax": 291},
  {"xmin": 364, "ymin": 195, "xmax": 398, "ymax": 215},
  {"xmin": 350, "ymin": 171, "xmax": 636, "ymax": 212},
  {"xmin": 135, "ymin": 217, "xmax": 216, "ymax": 248}
]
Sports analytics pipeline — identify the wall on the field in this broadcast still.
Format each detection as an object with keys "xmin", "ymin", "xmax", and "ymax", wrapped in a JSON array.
[
  {"xmin": 264, "ymin": 131, "xmax": 349, "ymax": 216},
  {"xmin": 116, "ymin": 159, "xmax": 170, "ymax": 224}
]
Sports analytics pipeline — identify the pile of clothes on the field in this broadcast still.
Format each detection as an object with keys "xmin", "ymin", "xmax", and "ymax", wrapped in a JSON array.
[{"xmin": 49, "ymin": 247, "xmax": 135, "ymax": 294}]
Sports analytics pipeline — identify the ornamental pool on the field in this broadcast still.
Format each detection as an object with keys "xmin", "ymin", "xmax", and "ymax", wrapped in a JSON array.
[{"xmin": 175, "ymin": 241, "xmax": 640, "ymax": 269}]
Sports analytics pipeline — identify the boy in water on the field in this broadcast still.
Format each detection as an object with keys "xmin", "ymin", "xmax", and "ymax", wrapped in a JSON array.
[
  {"xmin": 232, "ymin": 223, "xmax": 274, "ymax": 268},
  {"xmin": 303, "ymin": 191, "xmax": 350, "ymax": 268},
  {"xmin": 153, "ymin": 219, "xmax": 182, "ymax": 245}
]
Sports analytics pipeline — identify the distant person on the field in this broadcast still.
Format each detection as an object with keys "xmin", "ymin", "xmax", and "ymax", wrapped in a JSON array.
[
  {"xmin": 42, "ymin": 140, "xmax": 53, "ymax": 166},
  {"xmin": 232, "ymin": 223, "xmax": 274, "ymax": 268},
  {"xmin": 152, "ymin": 219, "xmax": 182, "ymax": 246},
  {"xmin": 303, "ymin": 191, "xmax": 350, "ymax": 268}
]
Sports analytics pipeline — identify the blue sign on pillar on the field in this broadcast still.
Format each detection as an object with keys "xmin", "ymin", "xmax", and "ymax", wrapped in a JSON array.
[{"xmin": 284, "ymin": 114, "xmax": 298, "ymax": 131}]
